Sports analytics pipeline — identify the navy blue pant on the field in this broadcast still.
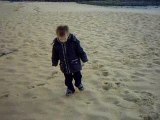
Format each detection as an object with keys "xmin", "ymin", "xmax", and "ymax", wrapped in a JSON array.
[{"xmin": 64, "ymin": 71, "xmax": 82, "ymax": 92}]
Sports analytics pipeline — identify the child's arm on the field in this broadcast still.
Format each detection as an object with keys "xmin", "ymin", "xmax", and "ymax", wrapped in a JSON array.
[
  {"xmin": 74, "ymin": 37, "xmax": 88, "ymax": 63},
  {"xmin": 52, "ymin": 44, "xmax": 59, "ymax": 66}
]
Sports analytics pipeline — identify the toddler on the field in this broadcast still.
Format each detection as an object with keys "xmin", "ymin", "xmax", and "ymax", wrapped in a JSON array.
[{"xmin": 52, "ymin": 25, "xmax": 88, "ymax": 96}]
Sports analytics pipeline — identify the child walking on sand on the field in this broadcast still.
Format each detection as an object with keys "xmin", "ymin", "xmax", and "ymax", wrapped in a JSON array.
[{"xmin": 51, "ymin": 25, "xmax": 88, "ymax": 96}]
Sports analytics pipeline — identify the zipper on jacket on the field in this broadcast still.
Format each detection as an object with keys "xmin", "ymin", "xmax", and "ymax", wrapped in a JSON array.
[
  {"xmin": 61, "ymin": 43, "xmax": 70, "ymax": 74},
  {"xmin": 64, "ymin": 43, "xmax": 71, "ymax": 73}
]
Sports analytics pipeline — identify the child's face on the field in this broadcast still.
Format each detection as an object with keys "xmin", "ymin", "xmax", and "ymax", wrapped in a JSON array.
[{"xmin": 57, "ymin": 32, "xmax": 69, "ymax": 42}]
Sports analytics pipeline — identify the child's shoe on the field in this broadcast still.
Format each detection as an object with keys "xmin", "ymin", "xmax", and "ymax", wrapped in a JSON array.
[
  {"xmin": 66, "ymin": 89, "xmax": 75, "ymax": 96},
  {"xmin": 77, "ymin": 84, "xmax": 84, "ymax": 91}
]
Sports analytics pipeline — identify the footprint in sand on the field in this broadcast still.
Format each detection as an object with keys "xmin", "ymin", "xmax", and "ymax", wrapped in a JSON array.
[
  {"xmin": 102, "ymin": 82, "xmax": 114, "ymax": 90},
  {"xmin": 85, "ymin": 101, "xmax": 91, "ymax": 105},
  {"xmin": 33, "ymin": 7, "xmax": 40, "ymax": 13},
  {"xmin": 102, "ymin": 81, "xmax": 126, "ymax": 91},
  {"xmin": 32, "ymin": 96, "xmax": 37, "ymax": 99},
  {"xmin": 102, "ymin": 82, "xmax": 119, "ymax": 90},
  {"xmin": 115, "ymin": 82, "xmax": 124, "ymax": 87},
  {"xmin": 153, "ymin": 60, "xmax": 160, "ymax": 65},
  {"xmin": 122, "ymin": 91, "xmax": 140, "ymax": 103},
  {"xmin": 155, "ymin": 69, "xmax": 160, "ymax": 73},
  {"xmin": 0, "ymin": 92, "xmax": 9, "ymax": 99},
  {"xmin": 137, "ymin": 91, "xmax": 156, "ymax": 106},
  {"xmin": 141, "ymin": 112, "xmax": 159, "ymax": 120},
  {"xmin": 27, "ymin": 85, "xmax": 35, "ymax": 89},
  {"xmin": 0, "ymin": 78, "xmax": 5, "ymax": 82},
  {"xmin": 14, "ymin": 5, "xmax": 24, "ymax": 12},
  {"xmin": 126, "ymin": 91, "xmax": 156, "ymax": 107},
  {"xmin": 27, "ymin": 83, "xmax": 46, "ymax": 89},
  {"xmin": 146, "ymin": 63, "xmax": 153, "ymax": 68},
  {"xmin": 114, "ymin": 99, "xmax": 137, "ymax": 109},
  {"xmin": 36, "ymin": 83, "xmax": 46, "ymax": 86},
  {"xmin": 138, "ymin": 92, "xmax": 159, "ymax": 120},
  {"xmin": 102, "ymin": 71, "xmax": 109, "ymax": 77}
]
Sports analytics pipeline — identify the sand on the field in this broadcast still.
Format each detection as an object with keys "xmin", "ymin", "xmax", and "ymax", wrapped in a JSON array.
[{"xmin": 0, "ymin": 1, "xmax": 160, "ymax": 120}]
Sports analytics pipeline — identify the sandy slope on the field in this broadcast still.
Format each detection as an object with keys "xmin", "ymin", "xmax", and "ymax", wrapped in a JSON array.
[{"xmin": 0, "ymin": 1, "xmax": 160, "ymax": 120}]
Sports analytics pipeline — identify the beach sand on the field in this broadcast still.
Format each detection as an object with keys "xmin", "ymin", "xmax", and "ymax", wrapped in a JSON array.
[{"xmin": 0, "ymin": 1, "xmax": 160, "ymax": 120}]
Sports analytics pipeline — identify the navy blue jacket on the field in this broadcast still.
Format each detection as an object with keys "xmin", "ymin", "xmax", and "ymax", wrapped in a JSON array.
[{"xmin": 52, "ymin": 33, "xmax": 88, "ymax": 74}]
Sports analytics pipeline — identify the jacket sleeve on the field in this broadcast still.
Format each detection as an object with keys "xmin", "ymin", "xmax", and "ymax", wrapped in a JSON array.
[
  {"xmin": 74, "ymin": 37, "xmax": 88, "ymax": 63},
  {"xmin": 52, "ymin": 44, "xmax": 59, "ymax": 66}
]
